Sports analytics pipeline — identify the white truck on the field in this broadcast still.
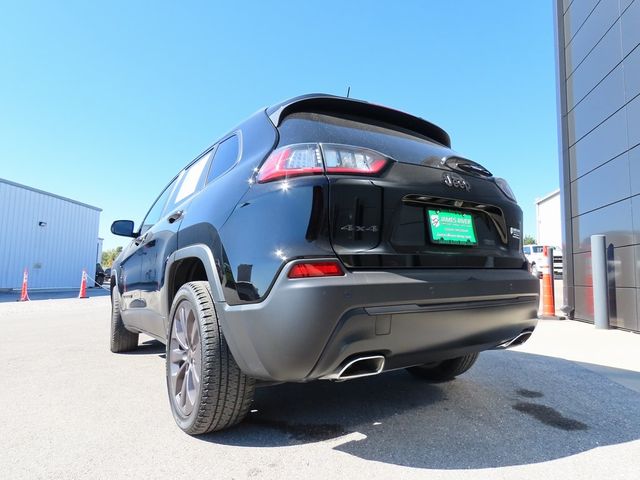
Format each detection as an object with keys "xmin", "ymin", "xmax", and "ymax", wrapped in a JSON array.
[{"xmin": 523, "ymin": 244, "xmax": 563, "ymax": 278}]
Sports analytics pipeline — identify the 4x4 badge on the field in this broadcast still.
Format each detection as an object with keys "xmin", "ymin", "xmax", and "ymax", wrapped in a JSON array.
[
  {"xmin": 340, "ymin": 224, "xmax": 379, "ymax": 232},
  {"xmin": 442, "ymin": 172, "xmax": 471, "ymax": 191}
]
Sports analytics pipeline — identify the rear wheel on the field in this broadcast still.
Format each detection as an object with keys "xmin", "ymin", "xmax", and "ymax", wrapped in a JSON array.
[
  {"xmin": 406, "ymin": 353, "xmax": 479, "ymax": 382},
  {"xmin": 110, "ymin": 288, "xmax": 139, "ymax": 353},
  {"xmin": 166, "ymin": 281, "xmax": 255, "ymax": 435}
]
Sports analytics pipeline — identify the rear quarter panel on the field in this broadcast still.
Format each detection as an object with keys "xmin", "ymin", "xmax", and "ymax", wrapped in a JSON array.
[{"xmin": 177, "ymin": 110, "xmax": 301, "ymax": 305}]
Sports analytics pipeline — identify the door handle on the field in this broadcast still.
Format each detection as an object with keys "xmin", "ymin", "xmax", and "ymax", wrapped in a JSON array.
[{"xmin": 168, "ymin": 210, "xmax": 184, "ymax": 224}]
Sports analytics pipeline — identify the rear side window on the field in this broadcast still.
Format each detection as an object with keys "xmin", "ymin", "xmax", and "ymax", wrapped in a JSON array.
[
  {"xmin": 172, "ymin": 153, "xmax": 210, "ymax": 205},
  {"xmin": 207, "ymin": 135, "xmax": 239, "ymax": 183},
  {"xmin": 277, "ymin": 112, "xmax": 451, "ymax": 165},
  {"xmin": 523, "ymin": 246, "xmax": 531, "ymax": 254}
]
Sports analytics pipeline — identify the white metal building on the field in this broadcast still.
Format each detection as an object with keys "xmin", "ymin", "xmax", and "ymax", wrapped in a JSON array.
[
  {"xmin": 535, "ymin": 189, "xmax": 561, "ymax": 247},
  {"xmin": 0, "ymin": 178, "xmax": 101, "ymax": 289}
]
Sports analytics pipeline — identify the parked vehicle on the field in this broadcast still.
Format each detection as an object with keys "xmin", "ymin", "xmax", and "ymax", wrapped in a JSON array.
[
  {"xmin": 95, "ymin": 263, "xmax": 105, "ymax": 287},
  {"xmin": 523, "ymin": 244, "xmax": 563, "ymax": 278},
  {"xmin": 109, "ymin": 94, "xmax": 539, "ymax": 434}
]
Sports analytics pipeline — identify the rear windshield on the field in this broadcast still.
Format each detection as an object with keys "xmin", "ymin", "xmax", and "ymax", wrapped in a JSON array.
[{"xmin": 277, "ymin": 112, "xmax": 454, "ymax": 165}]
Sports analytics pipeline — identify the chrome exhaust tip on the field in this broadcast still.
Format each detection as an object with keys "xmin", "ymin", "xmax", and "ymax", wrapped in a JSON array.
[
  {"xmin": 494, "ymin": 330, "xmax": 534, "ymax": 349},
  {"xmin": 321, "ymin": 355, "xmax": 385, "ymax": 381}
]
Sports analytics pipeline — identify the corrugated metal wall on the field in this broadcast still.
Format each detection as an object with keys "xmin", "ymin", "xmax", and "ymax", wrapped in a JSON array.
[{"xmin": 0, "ymin": 179, "xmax": 101, "ymax": 289}]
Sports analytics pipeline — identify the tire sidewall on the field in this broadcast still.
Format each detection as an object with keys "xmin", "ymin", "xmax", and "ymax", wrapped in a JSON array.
[
  {"xmin": 110, "ymin": 288, "xmax": 119, "ymax": 330},
  {"xmin": 165, "ymin": 284, "xmax": 207, "ymax": 432}
]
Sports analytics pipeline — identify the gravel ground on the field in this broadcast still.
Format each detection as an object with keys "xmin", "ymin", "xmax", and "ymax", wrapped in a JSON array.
[{"xmin": 1, "ymin": 295, "xmax": 639, "ymax": 480}]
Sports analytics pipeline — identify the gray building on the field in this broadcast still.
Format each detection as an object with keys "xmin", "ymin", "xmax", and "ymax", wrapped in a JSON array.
[
  {"xmin": 555, "ymin": 0, "xmax": 640, "ymax": 331},
  {"xmin": 0, "ymin": 178, "xmax": 101, "ymax": 290}
]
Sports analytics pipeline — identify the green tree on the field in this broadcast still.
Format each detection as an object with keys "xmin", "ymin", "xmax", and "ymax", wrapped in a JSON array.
[
  {"xmin": 101, "ymin": 246, "xmax": 124, "ymax": 267},
  {"xmin": 523, "ymin": 234, "xmax": 536, "ymax": 245}
]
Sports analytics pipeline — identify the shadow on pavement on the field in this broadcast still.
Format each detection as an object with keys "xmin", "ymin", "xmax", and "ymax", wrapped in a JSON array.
[
  {"xmin": 0, "ymin": 288, "xmax": 110, "ymax": 303},
  {"xmin": 205, "ymin": 350, "xmax": 640, "ymax": 469},
  {"xmin": 120, "ymin": 339, "xmax": 165, "ymax": 356}
]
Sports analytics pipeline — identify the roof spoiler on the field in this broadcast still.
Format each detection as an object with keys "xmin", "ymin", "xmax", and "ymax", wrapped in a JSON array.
[{"xmin": 266, "ymin": 94, "xmax": 451, "ymax": 148}]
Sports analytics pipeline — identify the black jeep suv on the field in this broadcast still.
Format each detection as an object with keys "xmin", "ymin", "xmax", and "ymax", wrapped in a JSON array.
[{"xmin": 109, "ymin": 94, "xmax": 539, "ymax": 435}]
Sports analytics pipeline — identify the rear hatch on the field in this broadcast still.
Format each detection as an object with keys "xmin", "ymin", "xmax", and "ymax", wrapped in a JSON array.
[{"xmin": 272, "ymin": 100, "xmax": 526, "ymax": 270}]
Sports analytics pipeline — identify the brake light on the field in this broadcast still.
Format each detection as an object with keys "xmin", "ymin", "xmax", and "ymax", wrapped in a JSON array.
[
  {"xmin": 495, "ymin": 177, "xmax": 517, "ymax": 202},
  {"xmin": 288, "ymin": 261, "xmax": 345, "ymax": 279},
  {"xmin": 257, "ymin": 144, "xmax": 324, "ymax": 183},
  {"xmin": 257, "ymin": 143, "xmax": 390, "ymax": 183}
]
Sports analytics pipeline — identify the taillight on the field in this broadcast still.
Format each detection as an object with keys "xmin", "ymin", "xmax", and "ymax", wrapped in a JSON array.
[
  {"xmin": 257, "ymin": 143, "xmax": 390, "ymax": 183},
  {"xmin": 288, "ymin": 261, "xmax": 345, "ymax": 279},
  {"xmin": 495, "ymin": 177, "xmax": 517, "ymax": 202},
  {"xmin": 321, "ymin": 144, "xmax": 388, "ymax": 175},
  {"xmin": 256, "ymin": 144, "xmax": 324, "ymax": 183}
]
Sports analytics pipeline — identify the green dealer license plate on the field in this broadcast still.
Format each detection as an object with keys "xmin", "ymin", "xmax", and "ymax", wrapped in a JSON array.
[{"xmin": 427, "ymin": 209, "xmax": 477, "ymax": 246}]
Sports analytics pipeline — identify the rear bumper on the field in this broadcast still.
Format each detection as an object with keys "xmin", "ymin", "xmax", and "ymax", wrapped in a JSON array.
[{"xmin": 216, "ymin": 261, "xmax": 539, "ymax": 382}]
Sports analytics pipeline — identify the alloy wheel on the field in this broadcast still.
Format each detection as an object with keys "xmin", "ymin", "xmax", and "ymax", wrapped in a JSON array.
[{"xmin": 169, "ymin": 301, "xmax": 201, "ymax": 416}]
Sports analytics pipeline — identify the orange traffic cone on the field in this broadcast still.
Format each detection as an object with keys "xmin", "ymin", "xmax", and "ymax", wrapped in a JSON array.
[
  {"xmin": 541, "ymin": 247, "xmax": 555, "ymax": 317},
  {"xmin": 542, "ymin": 272, "xmax": 555, "ymax": 317},
  {"xmin": 18, "ymin": 268, "xmax": 30, "ymax": 302},
  {"xmin": 78, "ymin": 270, "xmax": 88, "ymax": 299}
]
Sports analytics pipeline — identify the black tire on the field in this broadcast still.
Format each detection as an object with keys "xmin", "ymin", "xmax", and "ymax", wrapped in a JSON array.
[
  {"xmin": 110, "ymin": 288, "xmax": 139, "ymax": 353},
  {"xmin": 166, "ymin": 281, "xmax": 255, "ymax": 435},
  {"xmin": 406, "ymin": 353, "xmax": 479, "ymax": 382}
]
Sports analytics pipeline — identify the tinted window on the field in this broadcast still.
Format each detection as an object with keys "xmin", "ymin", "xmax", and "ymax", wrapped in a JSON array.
[
  {"xmin": 277, "ymin": 112, "xmax": 452, "ymax": 166},
  {"xmin": 207, "ymin": 135, "xmax": 239, "ymax": 183},
  {"xmin": 532, "ymin": 246, "xmax": 544, "ymax": 253},
  {"xmin": 140, "ymin": 177, "xmax": 179, "ymax": 233},
  {"xmin": 172, "ymin": 153, "xmax": 210, "ymax": 206},
  {"xmin": 523, "ymin": 246, "xmax": 530, "ymax": 254}
]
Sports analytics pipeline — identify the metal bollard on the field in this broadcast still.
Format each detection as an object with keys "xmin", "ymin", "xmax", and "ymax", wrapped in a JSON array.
[{"xmin": 591, "ymin": 235, "xmax": 609, "ymax": 329}]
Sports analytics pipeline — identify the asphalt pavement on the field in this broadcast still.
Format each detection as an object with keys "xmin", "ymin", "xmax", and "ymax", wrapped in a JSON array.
[{"xmin": 1, "ymin": 295, "xmax": 639, "ymax": 479}]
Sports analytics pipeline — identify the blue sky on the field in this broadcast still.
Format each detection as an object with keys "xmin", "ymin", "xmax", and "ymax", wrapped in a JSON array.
[{"xmin": 0, "ymin": 1, "xmax": 559, "ymax": 251}]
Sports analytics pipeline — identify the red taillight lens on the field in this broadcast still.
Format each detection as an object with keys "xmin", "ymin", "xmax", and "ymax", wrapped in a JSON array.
[
  {"xmin": 288, "ymin": 261, "xmax": 345, "ymax": 279},
  {"xmin": 257, "ymin": 143, "xmax": 390, "ymax": 183},
  {"xmin": 256, "ymin": 144, "xmax": 324, "ymax": 183}
]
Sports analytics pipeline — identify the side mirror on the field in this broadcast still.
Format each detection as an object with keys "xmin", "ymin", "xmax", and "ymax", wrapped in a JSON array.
[{"xmin": 111, "ymin": 220, "xmax": 136, "ymax": 237}]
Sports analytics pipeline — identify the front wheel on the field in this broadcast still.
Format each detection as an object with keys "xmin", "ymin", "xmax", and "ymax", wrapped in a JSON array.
[
  {"xmin": 166, "ymin": 281, "xmax": 255, "ymax": 435},
  {"xmin": 406, "ymin": 353, "xmax": 479, "ymax": 382},
  {"xmin": 110, "ymin": 288, "xmax": 138, "ymax": 353}
]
